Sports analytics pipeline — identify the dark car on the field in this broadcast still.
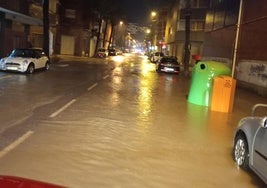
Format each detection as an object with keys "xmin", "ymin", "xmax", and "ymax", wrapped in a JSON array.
[
  {"xmin": 108, "ymin": 49, "xmax": 117, "ymax": 56},
  {"xmin": 156, "ymin": 56, "xmax": 180, "ymax": 74}
]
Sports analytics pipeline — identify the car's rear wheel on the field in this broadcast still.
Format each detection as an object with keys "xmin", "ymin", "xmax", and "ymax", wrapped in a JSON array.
[
  {"xmin": 156, "ymin": 64, "xmax": 161, "ymax": 73},
  {"xmin": 233, "ymin": 134, "xmax": 249, "ymax": 170},
  {"xmin": 27, "ymin": 64, "xmax": 35, "ymax": 74},
  {"xmin": 45, "ymin": 62, "xmax": 50, "ymax": 70}
]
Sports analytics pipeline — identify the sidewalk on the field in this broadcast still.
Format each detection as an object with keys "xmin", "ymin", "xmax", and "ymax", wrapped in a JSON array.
[{"xmin": 50, "ymin": 54, "xmax": 108, "ymax": 64}]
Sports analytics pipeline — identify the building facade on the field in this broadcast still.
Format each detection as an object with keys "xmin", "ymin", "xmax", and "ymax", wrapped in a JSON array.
[
  {"xmin": 56, "ymin": 0, "xmax": 113, "ymax": 57},
  {"xmin": 203, "ymin": 0, "xmax": 267, "ymax": 96},
  {"xmin": 165, "ymin": 0, "xmax": 209, "ymax": 64},
  {"xmin": 0, "ymin": 0, "xmax": 58, "ymax": 58},
  {"xmin": 0, "ymin": 0, "xmax": 40, "ymax": 57}
]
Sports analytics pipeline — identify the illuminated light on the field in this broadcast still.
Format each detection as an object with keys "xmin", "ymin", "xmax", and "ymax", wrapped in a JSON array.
[{"xmin": 151, "ymin": 11, "xmax": 157, "ymax": 17}]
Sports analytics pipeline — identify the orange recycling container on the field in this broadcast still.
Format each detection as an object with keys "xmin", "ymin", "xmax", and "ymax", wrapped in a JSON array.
[{"xmin": 211, "ymin": 76, "xmax": 236, "ymax": 113}]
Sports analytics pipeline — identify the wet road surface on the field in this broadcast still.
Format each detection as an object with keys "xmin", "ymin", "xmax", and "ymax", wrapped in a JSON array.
[{"xmin": 0, "ymin": 54, "xmax": 266, "ymax": 187}]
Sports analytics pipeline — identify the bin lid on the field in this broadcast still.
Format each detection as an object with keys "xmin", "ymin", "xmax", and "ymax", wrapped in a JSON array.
[{"xmin": 193, "ymin": 61, "xmax": 231, "ymax": 76}]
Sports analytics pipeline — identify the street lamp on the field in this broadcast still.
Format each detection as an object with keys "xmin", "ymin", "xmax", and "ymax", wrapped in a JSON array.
[
  {"xmin": 151, "ymin": 11, "xmax": 157, "ymax": 22},
  {"xmin": 115, "ymin": 21, "xmax": 125, "ymax": 49},
  {"xmin": 150, "ymin": 11, "xmax": 157, "ymax": 52},
  {"xmin": 151, "ymin": 11, "xmax": 157, "ymax": 17}
]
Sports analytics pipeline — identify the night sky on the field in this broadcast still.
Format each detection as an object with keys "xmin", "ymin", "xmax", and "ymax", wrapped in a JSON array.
[{"xmin": 122, "ymin": 0, "xmax": 175, "ymax": 25}]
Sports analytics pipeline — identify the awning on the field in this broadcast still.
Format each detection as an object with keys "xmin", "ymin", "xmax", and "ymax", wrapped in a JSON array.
[{"xmin": 0, "ymin": 7, "xmax": 42, "ymax": 26}]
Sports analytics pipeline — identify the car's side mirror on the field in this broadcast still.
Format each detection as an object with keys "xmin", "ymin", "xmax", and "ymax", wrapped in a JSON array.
[{"xmin": 262, "ymin": 117, "xmax": 267, "ymax": 128}]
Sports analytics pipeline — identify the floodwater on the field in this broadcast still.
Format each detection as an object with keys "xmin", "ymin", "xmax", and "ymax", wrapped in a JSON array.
[{"xmin": 0, "ymin": 54, "xmax": 266, "ymax": 187}]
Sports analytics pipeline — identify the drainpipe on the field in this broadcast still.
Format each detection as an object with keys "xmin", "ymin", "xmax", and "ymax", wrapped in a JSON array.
[{"xmin": 232, "ymin": 0, "xmax": 243, "ymax": 78}]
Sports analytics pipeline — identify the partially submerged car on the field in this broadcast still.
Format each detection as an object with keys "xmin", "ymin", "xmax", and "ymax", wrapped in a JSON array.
[
  {"xmin": 0, "ymin": 48, "xmax": 50, "ymax": 74},
  {"xmin": 233, "ymin": 103, "xmax": 267, "ymax": 184},
  {"xmin": 95, "ymin": 48, "xmax": 108, "ymax": 58},
  {"xmin": 108, "ymin": 48, "xmax": 117, "ymax": 56},
  {"xmin": 156, "ymin": 56, "xmax": 180, "ymax": 74}
]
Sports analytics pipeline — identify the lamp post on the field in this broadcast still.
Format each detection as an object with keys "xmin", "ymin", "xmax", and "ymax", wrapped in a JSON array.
[
  {"xmin": 112, "ymin": 20, "xmax": 125, "ymax": 49},
  {"xmin": 150, "ymin": 11, "xmax": 157, "ymax": 52},
  {"xmin": 146, "ymin": 28, "xmax": 151, "ymax": 55},
  {"xmin": 118, "ymin": 21, "xmax": 125, "ymax": 50}
]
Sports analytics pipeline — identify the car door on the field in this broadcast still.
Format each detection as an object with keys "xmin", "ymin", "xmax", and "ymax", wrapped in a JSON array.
[
  {"xmin": 35, "ymin": 50, "xmax": 47, "ymax": 69},
  {"xmin": 252, "ymin": 118, "xmax": 267, "ymax": 178}
]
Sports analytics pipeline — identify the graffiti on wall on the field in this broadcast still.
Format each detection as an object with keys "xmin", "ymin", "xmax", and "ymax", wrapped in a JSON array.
[
  {"xmin": 249, "ymin": 64, "xmax": 266, "ymax": 75},
  {"xmin": 236, "ymin": 60, "xmax": 267, "ymax": 87}
]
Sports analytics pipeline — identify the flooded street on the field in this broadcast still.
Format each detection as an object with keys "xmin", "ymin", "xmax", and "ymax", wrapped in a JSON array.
[{"xmin": 0, "ymin": 54, "xmax": 266, "ymax": 187}]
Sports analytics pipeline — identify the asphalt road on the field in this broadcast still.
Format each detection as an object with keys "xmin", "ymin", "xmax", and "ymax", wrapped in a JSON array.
[{"xmin": 0, "ymin": 54, "xmax": 266, "ymax": 187}]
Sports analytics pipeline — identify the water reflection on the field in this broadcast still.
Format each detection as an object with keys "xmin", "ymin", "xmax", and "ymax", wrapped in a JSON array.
[
  {"xmin": 110, "ymin": 65, "xmax": 123, "ymax": 107},
  {"xmin": 186, "ymin": 101, "xmax": 237, "ymax": 144},
  {"xmin": 186, "ymin": 103, "xmax": 209, "ymax": 139},
  {"xmin": 136, "ymin": 60, "xmax": 157, "ymax": 126}
]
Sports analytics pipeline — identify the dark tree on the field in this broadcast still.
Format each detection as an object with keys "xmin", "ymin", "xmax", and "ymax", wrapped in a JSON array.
[
  {"xmin": 183, "ymin": 0, "xmax": 191, "ymax": 76},
  {"xmin": 43, "ymin": 0, "xmax": 49, "ymax": 56},
  {"xmin": 91, "ymin": 0, "xmax": 124, "ymax": 55}
]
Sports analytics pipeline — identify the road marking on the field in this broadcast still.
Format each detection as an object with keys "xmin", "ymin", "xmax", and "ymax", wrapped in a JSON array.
[
  {"xmin": 0, "ymin": 75, "xmax": 12, "ymax": 80},
  {"xmin": 103, "ymin": 75, "xmax": 109, "ymax": 80},
  {"xmin": 49, "ymin": 99, "xmax": 76, "ymax": 118},
  {"xmin": 56, "ymin": 64, "xmax": 69, "ymax": 67},
  {"xmin": 88, "ymin": 83, "xmax": 98, "ymax": 91},
  {"xmin": 0, "ymin": 131, "xmax": 34, "ymax": 159}
]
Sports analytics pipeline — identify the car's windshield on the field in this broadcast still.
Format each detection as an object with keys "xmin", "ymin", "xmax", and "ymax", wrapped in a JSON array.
[
  {"xmin": 10, "ymin": 49, "xmax": 34, "ymax": 58},
  {"xmin": 161, "ymin": 58, "xmax": 178, "ymax": 64},
  {"xmin": 155, "ymin": 52, "xmax": 164, "ymax": 56}
]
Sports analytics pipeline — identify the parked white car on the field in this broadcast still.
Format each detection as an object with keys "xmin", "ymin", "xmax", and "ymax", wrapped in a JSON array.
[
  {"xmin": 0, "ymin": 48, "xmax": 50, "ymax": 74},
  {"xmin": 150, "ymin": 52, "xmax": 164, "ymax": 63}
]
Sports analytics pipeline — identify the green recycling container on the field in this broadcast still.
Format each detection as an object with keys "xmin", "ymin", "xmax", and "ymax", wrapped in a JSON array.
[{"xmin": 188, "ymin": 61, "xmax": 231, "ymax": 106}]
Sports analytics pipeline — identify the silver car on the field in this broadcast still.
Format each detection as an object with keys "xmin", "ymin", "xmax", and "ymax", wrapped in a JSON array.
[
  {"xmin": 150, "ymin": 52, "xmax": 164, "ymax": 63},
  {"xmin": 233, "ymin": 103, "xmax": 267, "ymax": 184},
  {"xmin": 0, "ymin": 48, "xmax": 50, "ymax": 74}
]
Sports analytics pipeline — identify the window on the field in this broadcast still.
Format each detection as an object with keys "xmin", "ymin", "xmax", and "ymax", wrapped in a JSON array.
[{"xmin": 65, "ymin": 9, "xmax": 76, "ymax": 19}]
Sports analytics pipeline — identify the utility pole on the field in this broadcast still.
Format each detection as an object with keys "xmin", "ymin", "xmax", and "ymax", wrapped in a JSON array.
[
  {"xmin": 232, "ymin": 0, "xmax": 243, "ymax": 78},
  {"xmin": 183, "ymin": 0, "xmax": 191, "ymax": 76},
  {"xmin": 43, "ymin": 0, "xmax": 49, "ymax": 56}
]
